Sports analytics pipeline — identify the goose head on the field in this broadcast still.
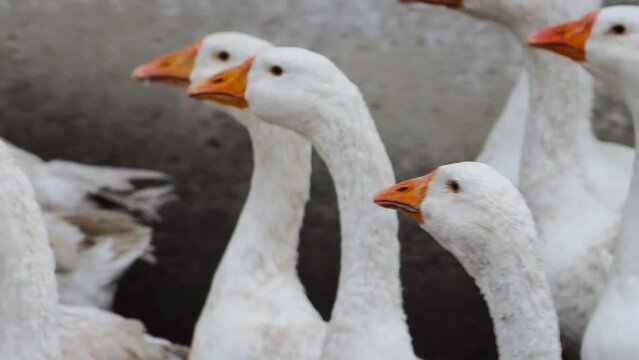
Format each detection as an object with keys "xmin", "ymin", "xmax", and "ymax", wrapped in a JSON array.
[
  {"xmin": 189, "ymin": 33, "xmax": 273, "ymax": 85},
  {"xmin": 527, "ymin": 6, "xmax": 639, "ymax": 95},
  {"xmin": 132, "ymin": 32, "xmax": 272, "ymax": 88},
  {"xmin": 374, "ymin": 162, "xmax": 535, "ymax": 257},
  {"xmin": 132, "ymin": 32, "xmax": 272, "ymax": 119},
  {"xmin": 188, "ymin": 47, "xmax": 363, "ymax": 139}
]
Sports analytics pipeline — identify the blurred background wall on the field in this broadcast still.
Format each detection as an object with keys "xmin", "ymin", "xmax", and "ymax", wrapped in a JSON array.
[{"xmin": 0, "ymin": 0, "xmax": 635, "ymax": 359}]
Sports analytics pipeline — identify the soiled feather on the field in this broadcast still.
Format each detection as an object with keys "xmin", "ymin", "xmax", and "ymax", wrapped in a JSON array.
[
  {"xmin": 49, "ymin": 210, "xmax": 154, "ymax": 309},
  {"xmin": 4, "ymin": 140, "xmax": 175, "ymax": 308}
]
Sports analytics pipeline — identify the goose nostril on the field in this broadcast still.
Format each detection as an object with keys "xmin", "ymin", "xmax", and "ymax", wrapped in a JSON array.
[
  {"xmin": 212, "ymin": 77, "xmax": 225, "ymax": 84},
  {"xmin": 160, "ymin": 61, "xmax": 171, "ymax": 68},
  {"xmin": 397, "ymin": 186, "xmax": 410, "ymax": 193}
]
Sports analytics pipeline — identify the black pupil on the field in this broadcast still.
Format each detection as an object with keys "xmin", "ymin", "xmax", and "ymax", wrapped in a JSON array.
[
  {"xmin": 612, "ymin": 24, "xmax": 626, "ymax": 34},
  {"xmin": 271, "ymin": 66, "xmax": 283, "ymax": 76},
  {"xmin": 219, "ymin": 51, "xmax": 229, "ymax": 60},
  {"xmin": 447, "ymin": 180, "xmax": 460, "ymax": 193}
]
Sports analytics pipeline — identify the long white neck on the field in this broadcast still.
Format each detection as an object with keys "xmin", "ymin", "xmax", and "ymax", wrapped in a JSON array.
[
  {"xmin": 431, "ymin": 211, "xmax": 561, "ymax": 359},
  {"xmin": 508, "ymin": 9, "xmax": 598, "ymax": 222},
  {"xmin": 522, "ymin": 48, "xmax": 595, "ymax": 178},
  {"xmin": 212, "ymin": 111, "xmax": 313, "ymax": 291},
  {"xmin": 475, "ymin": 0, "xmax": 601, "ymax": 185},
  {"xmin": 612, "ymin": 89, "xmax": 639, "ymax": 276},
  {"xmin": 309, "ymin": 89, "xmax": 414, "ymax": 358},
  {"xmin": 469, "ymin": 238, "xmax": 561, "ymax": 359},
  {"xmin": 0, "ymin": 140, "xmax": 61, "ymax": 360}
]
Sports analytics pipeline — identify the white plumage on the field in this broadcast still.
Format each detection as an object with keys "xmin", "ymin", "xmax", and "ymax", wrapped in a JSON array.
[
  {"xmin": 134, "ymin": 32, "xmax": 327, "ymax": 360},
  {"xmin": 474, "ymin": 70, "xmax": 528, "ymax": 185},
  {"xmin": 59, "ymin": 305, "xmax": 188, "ymax": 360},
  {"xmin": 528, "ymin": 6, "xmax": 639, "ymax": 359},
  {"xmin": 375, "ymin": 162, "xmax": 562, "ymax": 360},
  {"xmin": 189, "ymin": 46, "xmax": 419, "ymax": 360},
  {"xmin": 5, "ymin": 139, "xmax": 175, "ymax": 309},
  {"xmin": 0, "ymin": 139, "xmax": 188, "ymax": 360},
  {"xmin": 422, "ymin": 0, "xmax": 633, "ymax": 352},
  {"xmin": 187, "ymin": 33, "xmax": 327, "ymax": 360}
]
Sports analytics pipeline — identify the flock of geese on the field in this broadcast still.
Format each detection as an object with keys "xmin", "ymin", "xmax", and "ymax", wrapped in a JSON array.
[{"xmin": 3, "ymin": 0, "xmax": 639, "ymax": 359}]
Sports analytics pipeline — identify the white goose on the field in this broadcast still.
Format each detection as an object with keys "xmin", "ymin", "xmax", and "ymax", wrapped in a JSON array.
[
  {"xmin": 133, "ymin": 32, "xmax": 326, "ymax": 360},
  {"xmin": 401, "ymin": 0, "xmax": 601, "ymax": 185},
  {"xmin": 528, "ymin": 8, "xmax": 639, "ymax": 358},
  {"xmin": 4, "ymin": 140, "xmax": 174, "ymax": 309},
  {"xmin": 404, "ymin": 0, "xmax": 634, "ymax": 350},
  {"xmin": 190, "ymin": 47, "xmax": 417, "ymax": 360},
  {"xmin": 374, "ymin": 162, "xmax": 561, "ymax": 360},
  {"xmin": 0, "ymin": 139, "xmax": 187, "ymax": 360}
]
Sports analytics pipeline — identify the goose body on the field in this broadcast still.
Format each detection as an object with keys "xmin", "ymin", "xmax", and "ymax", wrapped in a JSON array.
[
  {"xmin": 408, "ymin": 0, "xmax": 633, "ymax": 350},
  {"xmin": 58, "ymin": 305, "xmax": 188, "ymax": 360},
  {"xmin": 474, "ymin": 70, "xmax": 527, "ymax": 184},
  {"xmin": 4, "ymin": 140, "xmax": 174, "ymax": 309},
  {"xmin": 190, "ymin": 46, "xmax": 417, "ymax": 360},
  {"xmin": 134, "ymin": 32, "xmax": 326, "ymax": 360},
  {"xmin": 528, "ymin": 7, "xmax": 639, "ymax": 358},
  {"xmin": 0, "ymin": 140, "xmax": 61, "ymax": 359},
  {"xmin": 375, "ymin": 162, "xmax": 561, "ymax": 360},
  {"xmin": 0, "ymin": 139, "xmax": 187, "ymax": 360}
]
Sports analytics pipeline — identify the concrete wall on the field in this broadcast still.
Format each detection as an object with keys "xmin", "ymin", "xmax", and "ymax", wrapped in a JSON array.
[{"xmin": 0, "ymin": 1, "xmax": 635, "ymax": 359}]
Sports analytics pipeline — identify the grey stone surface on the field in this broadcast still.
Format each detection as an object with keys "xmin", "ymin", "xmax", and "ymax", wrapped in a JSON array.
[{"xmin": 0, "ymin": 0, "xmax": 635, "ymax": 359}]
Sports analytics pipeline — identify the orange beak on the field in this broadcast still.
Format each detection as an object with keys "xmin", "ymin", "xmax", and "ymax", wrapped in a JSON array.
[
  {"xmin": 187, "ymin": 56, "xmax": 255, "ymax": 109},
  {"xmin": 373, "ymin": 170, "xmax": 438, "ymax": 223},
  {"xmin": 399, "ymin": 0, "xmax": 463, "ymax": 8},
  {"xmin": 526, "ymin": 11, "xmax": 599, "ymax": 62},
  {"xmin": 131, "ymin": 39, "xmax": 202, "ymax": 87}
]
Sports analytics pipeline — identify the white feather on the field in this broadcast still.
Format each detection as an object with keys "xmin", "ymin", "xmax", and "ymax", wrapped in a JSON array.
[
  {"xmin": 3, "ymin": 139, "xmax": 174, "ymax": 309},
  {"xmin": 0, "ymin": 139, "xmax": 189, "ymax": 360},
  {"xmin": 240, "ymin": 47, "xmax": 417, "ymax": 360},
  {"xmin": 185, "ymin": 33, "xmax": 327, "ymax": 360}
]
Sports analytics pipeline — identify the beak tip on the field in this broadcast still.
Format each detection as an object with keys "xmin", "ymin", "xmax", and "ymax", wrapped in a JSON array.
[
  {"xmin": 525, "ymin": 33, "xmax": 541, "ymax": 46},
  {"xmin": 372, "ymin": 193, "xmax": 386, "ymax": 205},
  {"xmin": 373, "ymin": 188, "xmax": 391, "ymax": 204},
  {"xmin": 131, "ymin": 66, "xmax": 149, "ymax": 81},
  {"xmin": 186, "ymin": 85, "xmax": 205, "ymax": 98}
]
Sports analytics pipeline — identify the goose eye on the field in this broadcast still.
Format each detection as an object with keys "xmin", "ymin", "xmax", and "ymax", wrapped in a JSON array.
[
  {"xmin": 269, "ymin": 65, "xmax": 284, "ymax": 76},
  {"xmin": 216, "ymin": 51, "xmax": 230, "ymax": 61},
  {"xmin": 447, "ymin": 180, "xmax": 461, "ymax": 193},
  {"xmin": 610, "ymin": 24, "xmax": 626, "ymax": 35}
]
